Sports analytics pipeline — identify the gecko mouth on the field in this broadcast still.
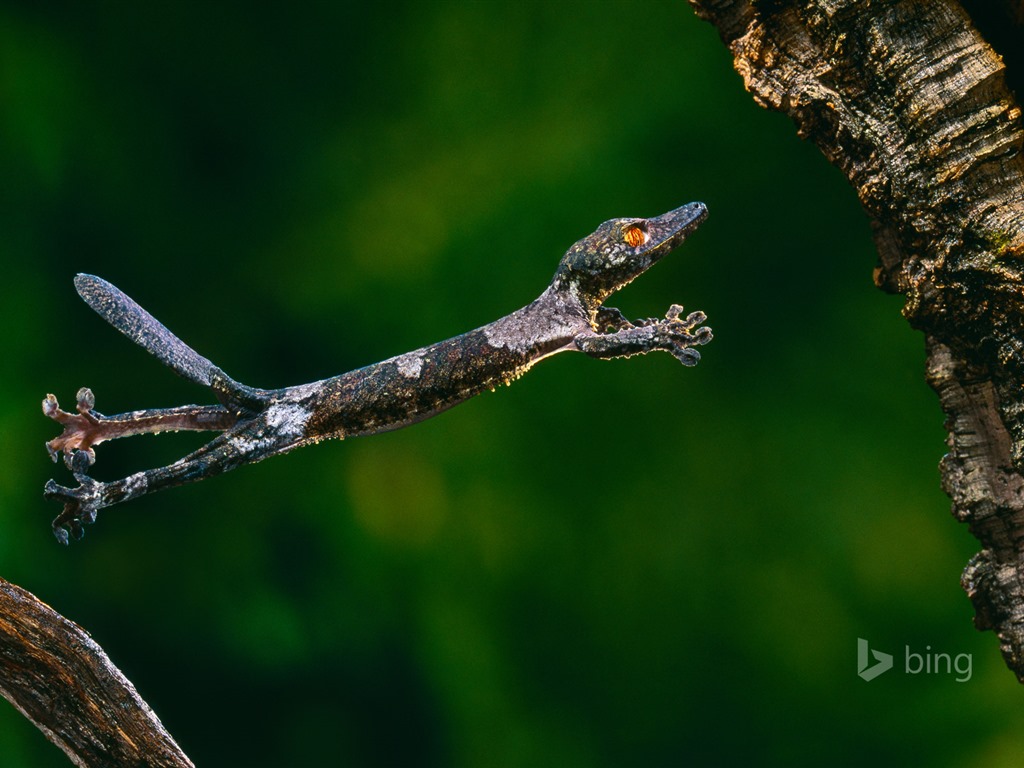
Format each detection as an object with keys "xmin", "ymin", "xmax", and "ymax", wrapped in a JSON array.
[{"xmin": 643, "ymin": 202, "xmax": 708, "ymax": 255}]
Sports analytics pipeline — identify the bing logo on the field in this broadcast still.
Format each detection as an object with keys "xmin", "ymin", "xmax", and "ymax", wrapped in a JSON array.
[{"xmin": 857, "ymin": 638, "xmax": 972, "ymax": 683}]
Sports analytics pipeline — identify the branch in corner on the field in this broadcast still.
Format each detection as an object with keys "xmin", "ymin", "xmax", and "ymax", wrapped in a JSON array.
[{"xmin": 0, "ymin": 578, "xmax": 193, "ymax": 767}]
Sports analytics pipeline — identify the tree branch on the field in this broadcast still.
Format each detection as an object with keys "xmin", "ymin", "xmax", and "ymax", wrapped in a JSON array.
[
  {"xmin": 0, "ymin": 577, "xmax": 193, "ymax": 767},
  {"xmin": 687, "ymin": 0, "xmax": 1024, "ymax": 680}
]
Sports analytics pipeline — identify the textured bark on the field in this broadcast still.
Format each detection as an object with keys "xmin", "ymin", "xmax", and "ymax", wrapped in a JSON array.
[
  {"xmin": 687, "ymin": 0, "xmax": 1024, "ymax": 681},
  {"xmin": 0, "ymin": 578, "xmax": 193, "ymax": 766}
]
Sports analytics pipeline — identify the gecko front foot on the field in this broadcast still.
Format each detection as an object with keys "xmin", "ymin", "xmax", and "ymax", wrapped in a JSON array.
[
  {"xmin": 656, "ymin": 304, "xmax": 713, "ymax": 365},
  {"xmin": 577, "ymin": 304, "xmax": 712, "ymax": 364},
  {"xmin": 44, "ymin": 474, "xmax": 102, "ymax": 544}
]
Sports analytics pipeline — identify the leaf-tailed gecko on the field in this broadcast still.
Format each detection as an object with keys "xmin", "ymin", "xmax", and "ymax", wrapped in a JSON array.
[{"xmin": 43, "ymin": 203, "xmax": 712, "ymax": 543}]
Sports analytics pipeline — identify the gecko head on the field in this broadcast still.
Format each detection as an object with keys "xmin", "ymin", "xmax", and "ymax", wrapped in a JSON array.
[{"xmin": 552, "ymin": 202, "xmax": 708, "ymax": 312}]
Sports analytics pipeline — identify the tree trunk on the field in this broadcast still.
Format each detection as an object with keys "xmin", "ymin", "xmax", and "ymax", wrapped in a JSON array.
[
  {"xmin": 687, "ymin": 0, "xmax": 1024, "ymax": 680},
  {"xmin": 0, "ymin": 578, "xmax": 193, "ymax": 766}
]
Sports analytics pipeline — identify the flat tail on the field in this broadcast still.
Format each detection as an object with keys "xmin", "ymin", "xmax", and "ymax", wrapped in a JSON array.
[
  {"xmin": 74, "ymin": 275, "xmax": 269, "ymax": 412},
  {"xmin": 74, "ymin": 274, "xmax": 269, "ymax": 411},
  {"xmin": 75, "ymin": 274, "xmax": 225, "ymax": 388}
]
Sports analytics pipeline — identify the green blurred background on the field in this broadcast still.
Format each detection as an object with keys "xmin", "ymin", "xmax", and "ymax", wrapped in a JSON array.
[{"xmin": 2, "ymin": 1, "xmax": 1021, "ymax": 766}]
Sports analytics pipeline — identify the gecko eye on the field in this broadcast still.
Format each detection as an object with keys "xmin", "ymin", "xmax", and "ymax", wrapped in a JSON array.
[{"xmin": 623, "ymin": 225, "xmax": 647, "ymax": 248}]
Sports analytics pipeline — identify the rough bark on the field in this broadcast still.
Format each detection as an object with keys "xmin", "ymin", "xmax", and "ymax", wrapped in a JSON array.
[
  {"xmin": 0, "ymin": 578, "xmax": 193, "ymax": 767},
  {"xmin": 687, "ymin": 0, "xmax": 1024, "ymax": 680}
]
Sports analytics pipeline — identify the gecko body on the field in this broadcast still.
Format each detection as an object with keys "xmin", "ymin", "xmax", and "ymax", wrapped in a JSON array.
[{"xmin": 44, "ymin": 203, "xmax": 712, "ymax": 543}]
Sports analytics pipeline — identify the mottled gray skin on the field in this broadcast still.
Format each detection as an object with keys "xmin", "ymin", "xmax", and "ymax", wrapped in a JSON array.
[{"xmin": 43, "ymin": 203, "xmax": 712, "ymax": 543}]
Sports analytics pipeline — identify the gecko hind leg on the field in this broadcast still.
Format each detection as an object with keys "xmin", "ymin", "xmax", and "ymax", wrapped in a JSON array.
[
  {"xmin": 45, "ymin": 404, "xmax": 306, "ymax": 544},
  {"xmin": 44, "ymin": 389, "xmax": 238, "ymax": 468},
  {"xmin": 45, "ymin": 429, "xmax": 244, "ymax": 544}
]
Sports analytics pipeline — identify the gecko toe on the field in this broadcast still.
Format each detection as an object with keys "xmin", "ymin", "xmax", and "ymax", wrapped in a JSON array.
[
  {"xmin": 76, "ymin": 387, "xmax": 96, "ymax": 413},
  {"xmin": 68, "ymin": 448, "xmax": 96, "ymax": 474},
  {"xmin": 42, "ymin": 394, "xmax": 59, "ymax": 419},
  {"xmin": 69, "ymin": 519, "xmax": 86, "ymax": 540},
  {"xmin": 666, "ymin": 304, "xmax": 685, "ymax": 321},
  {"xmin": 672, "ymin": 347, "xmax": 701, "ymax": 366},
  {"xmin": 683, "ymin": 310, "xmax": 707, "ymax": 328},
  {"xmin": 44, "ymin": 478, "xmax": 70, "ymax": 501}
]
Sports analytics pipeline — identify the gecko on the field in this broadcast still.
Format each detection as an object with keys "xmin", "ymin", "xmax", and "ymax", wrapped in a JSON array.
[{"xmin": 43, "ymin": 202, "xmax": 712, "ymax": 543}]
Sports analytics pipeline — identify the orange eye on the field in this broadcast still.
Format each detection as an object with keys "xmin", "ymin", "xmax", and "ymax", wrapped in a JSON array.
[{"xmin": 624, "ymin": 226, "xmax": 646, "ymax": 248}]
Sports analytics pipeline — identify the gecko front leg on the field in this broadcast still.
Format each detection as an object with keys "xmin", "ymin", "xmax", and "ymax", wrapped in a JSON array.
[{"xmin": 576, "ymin": 304, "xmax": 712, "ymax": 365}]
